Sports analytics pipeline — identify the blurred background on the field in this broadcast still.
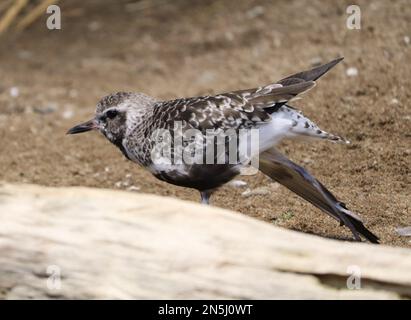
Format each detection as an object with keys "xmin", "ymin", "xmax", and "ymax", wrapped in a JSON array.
[{"xmin": 0, "ymin": 0, "xmax": 409, "ymax": 245}]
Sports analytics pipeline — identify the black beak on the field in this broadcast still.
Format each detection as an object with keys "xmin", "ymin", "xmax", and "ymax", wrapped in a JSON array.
[{"xmin": 66, "ymin": 119, "xmax": 98, "ymax": 134}]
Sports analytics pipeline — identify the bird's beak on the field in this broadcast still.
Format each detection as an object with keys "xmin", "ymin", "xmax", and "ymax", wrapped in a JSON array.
[{"xmin": 66, "ymin": 119, "xmax": 98, "ymax": 135}]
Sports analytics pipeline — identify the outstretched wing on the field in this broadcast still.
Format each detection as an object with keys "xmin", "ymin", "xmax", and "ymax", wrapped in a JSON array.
[
  {"xmin": 154, "ymin": 57, "xmax": 344, "ymax": 132},
  {"xmin": 259, "ymin": 147, "xmax": 379, "ymax": 243},
  {"xmin": 233, "ymin": 57, "xmax": 344, "ymax": 113}
]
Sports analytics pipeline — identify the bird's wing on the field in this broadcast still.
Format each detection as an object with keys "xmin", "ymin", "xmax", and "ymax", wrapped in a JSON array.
[
  {"xmin": 232, "ymin": 57, "xmax": 344, "ymax": 113},
  {"xmin": 258, "ymin": 147, "xmax": 379, "ymax": 243},
  {"xmin": 155, "ymin": 94, "xmax": 270, "ymax": 132},
  {"xmin": 155, "ymin": 57, "xmax": 344, "ymax": 131},
  {"xmin": 155, "ymin": 80, "xmax": 317, "ymax": 133}
]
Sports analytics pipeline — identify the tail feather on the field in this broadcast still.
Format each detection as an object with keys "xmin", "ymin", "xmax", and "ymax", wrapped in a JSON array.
[
  {"xmin": 258, "ymin": 147, "xmax": 379, "ymax": 243},
  {"xmin": 267, "ymin": 105, "xmax": 350, "ymax": 144}
]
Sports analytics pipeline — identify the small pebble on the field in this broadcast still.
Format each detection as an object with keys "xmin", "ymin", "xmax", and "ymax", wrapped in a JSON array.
[
  {"xmin": 10, "ymin": 87, "xmax": 19, "ymax": 97},
  {"xmin": 302, "ymin": 157, "xmax": 313, "ymax": 165},
  {"xmin": 404, "ymin": 36, "xmax": 410, "ymax": 45},
  {"xmin": 396, "ymin": 227, "xmax": 411, "ymax": 237},
  {"xmin": 228, "ymin": 180, "xmax": 248, "ymax": 188},
  {"xmin": 62, "ymin": 109, "xmax": 74, "ymax": 119},
  {"xmin": 346, "ymin": 67, "xmax": 358, "ymax": 77}
]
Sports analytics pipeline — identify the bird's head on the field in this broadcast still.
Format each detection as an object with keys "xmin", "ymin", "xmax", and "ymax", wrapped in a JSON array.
[{"xmin": 67, "ymin": 92, "xmax": 156, "ymax": 145}]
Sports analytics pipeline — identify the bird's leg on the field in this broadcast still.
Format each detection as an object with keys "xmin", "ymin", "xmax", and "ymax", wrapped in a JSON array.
[{"xmin": 200, "ymin": 190, "xmax": 213, "ymax": 205}]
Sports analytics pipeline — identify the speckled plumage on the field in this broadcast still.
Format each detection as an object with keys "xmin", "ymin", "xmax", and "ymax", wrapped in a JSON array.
[{"xmin": 67, "ymin": 58, "xmax": 379, "ymax": 243}]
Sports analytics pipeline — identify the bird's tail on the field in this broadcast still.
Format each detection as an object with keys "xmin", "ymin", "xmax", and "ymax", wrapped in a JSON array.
[
  {"xmin": 258, "ymin": 148, "xmax": 379, "ymax": 243},
  {"xmin": 270, "ymin": 105, "xmax": 351, "ymax": 144}
]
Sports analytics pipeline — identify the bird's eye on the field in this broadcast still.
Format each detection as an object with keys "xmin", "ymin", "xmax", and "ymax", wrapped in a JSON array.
[{"xmin": 106, "ymin": 109, "xmax": 118, "ymax": 119}]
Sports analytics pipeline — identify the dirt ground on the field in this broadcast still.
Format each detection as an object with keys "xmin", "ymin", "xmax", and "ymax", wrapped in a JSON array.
[{"xmin": 0, "ymin": 0, "xmax": 409, "ymax": 246}]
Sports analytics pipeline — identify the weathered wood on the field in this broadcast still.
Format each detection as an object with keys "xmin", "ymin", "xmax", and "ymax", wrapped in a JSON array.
[{"xmin": 0, "ymin": 183, "xmax": 410, "ymax": 299}]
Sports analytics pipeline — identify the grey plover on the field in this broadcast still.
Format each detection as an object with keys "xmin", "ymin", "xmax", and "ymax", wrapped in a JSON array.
[{"xmin": 67, "ymin": 58, "xmax": 379, "ymax": 243}]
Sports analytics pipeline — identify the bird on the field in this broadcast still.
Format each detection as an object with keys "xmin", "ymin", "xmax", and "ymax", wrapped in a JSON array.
[{"xmin": 67, "ymin": 57, "xmax": 379, "ymax": 243}]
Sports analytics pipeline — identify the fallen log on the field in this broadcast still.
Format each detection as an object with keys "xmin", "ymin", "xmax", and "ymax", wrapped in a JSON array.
[{"xmin": 0, "ymin": 183, "xmax": 410, "ymax": 299}]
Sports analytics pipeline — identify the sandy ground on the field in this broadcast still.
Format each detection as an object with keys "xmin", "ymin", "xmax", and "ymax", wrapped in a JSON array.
[{"xmin": 0, "ymin": 0, "xmax": 409, "ymax": 246}]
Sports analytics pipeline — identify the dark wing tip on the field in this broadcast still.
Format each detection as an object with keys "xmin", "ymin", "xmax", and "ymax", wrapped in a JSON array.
[
  {"xmin": 279, "ymin": 57, "xmax": 344, "ymax": 84},
  {"xmin": 348, "ymin": 217, "xmax": 380, "ymax": 244},
  {"xmin": 259, "ymin": 148, "xmax": 380, "ymax": 244}
]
